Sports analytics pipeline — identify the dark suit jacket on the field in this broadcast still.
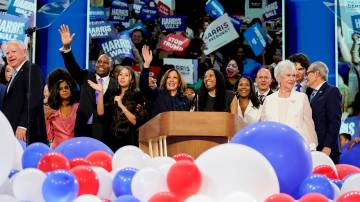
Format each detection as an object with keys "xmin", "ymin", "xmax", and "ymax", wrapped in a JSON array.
[
  {"xmin": 61, "ymin": 50, "xmax": 118, "ymax": 141},
  {"xmin": 2, "ymin": 61, "xmax": 47, "ymax": 144},
  {"xmin": 0, "ymin": 83, "xmax": 5, "ymax": 109},
  {"xmin": 306, "ymin": 82, "xmax": 342, "ymax": 162}
]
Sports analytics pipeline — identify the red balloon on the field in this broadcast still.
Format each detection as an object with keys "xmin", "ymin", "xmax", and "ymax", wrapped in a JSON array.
[
  {"xmin": 37, "ymin": 152, "xmax": 70, "ymax": 173},
  {"xmin": 167, "ymin": 161, "xmax": 201, "ymax": 200},
  {"xmin": 265, "ymin": 193, "xmax": 295, "ymax": 202},
  {"xmin": 86, "ymin": 151, "xmax": 112, "ymax": 172},
  {"xmin": 71, "ymin": 165, "xmax": 99, "ymax": 196},
  {"xmin": 148, "ymin": 192, "xmax": 179, "ymax": 202},
  {"xmin": 69, "ymin": 158, "xmax": 92, "ymax": 168},
  {"xmin": 299, "ymin": 193, "xmax": 328, "ymax": 202},
  {"xmin": 313, "ymin": 165, "xmax": 339, "ymax": 179},
  {"xmin": 336, "ymin": 164, "xmax": 360, "ymax": 180},
  {"xmin": 173, "ymin": 153, "xmax": 194, "ymax": 162},
  {"xmin": 337, "ymin": 191, "xmax": 360, "ymax": 202}
]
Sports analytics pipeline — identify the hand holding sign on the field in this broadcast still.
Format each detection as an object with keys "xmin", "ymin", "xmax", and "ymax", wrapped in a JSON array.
[
  {"xmin": 59, "ymin": 24, "xmax": 75, "ymax": 50},
  {"xmin": 142, "ymin": 45, "xmax": 153, "ymax": 68}
]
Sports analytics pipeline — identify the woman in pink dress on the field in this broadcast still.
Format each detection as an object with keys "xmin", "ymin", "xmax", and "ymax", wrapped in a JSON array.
[{"xmin": 46, "ymin": 74, "xmax": 79, "ymax": 149}]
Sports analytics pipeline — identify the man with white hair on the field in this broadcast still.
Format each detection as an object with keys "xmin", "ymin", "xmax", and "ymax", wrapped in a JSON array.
[
  {"xmin": 2, "ymin": 40, "xmax": 47, "ymax": 144},
  {"xmin": 306, "ymin": 61, "xmax": 342, "ymax": 163},
  {"xmin": 255, "ymin": 67, "xmax": 273, "ymax": 104}
]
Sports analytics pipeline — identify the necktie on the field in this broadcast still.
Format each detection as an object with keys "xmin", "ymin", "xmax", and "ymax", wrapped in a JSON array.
[
  {"xmin": 258, "ymin": 95, "xmax": 265, "ymax": 104},
  {"xmin": 295, "ymin": 83, "xmax": 301, "ymax": 92},
  {"xmin": 7, "ymin": 69, "xmax": 18, "ymax": 93},
  {"xmin": 310, "ymin": 89, "xmax": 318, "ymax": 102},
  {"xmin": 88, "ymin": 78, "xmax": 104, "ymax": 124}
]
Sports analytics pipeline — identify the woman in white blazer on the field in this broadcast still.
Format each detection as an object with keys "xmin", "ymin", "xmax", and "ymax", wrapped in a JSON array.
[
  {"xmin": 261, "ymin": 60, "xmax": 318, "ymax": 151},
  {"xmin": 235, "ymin": 75, "xmax": 262, "ymax": 124}
]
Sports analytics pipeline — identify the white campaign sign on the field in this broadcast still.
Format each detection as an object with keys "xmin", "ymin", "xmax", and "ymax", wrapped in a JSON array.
[{"xmin": 202, "ymin": 13, "xmax": 239, "ymax": 55}]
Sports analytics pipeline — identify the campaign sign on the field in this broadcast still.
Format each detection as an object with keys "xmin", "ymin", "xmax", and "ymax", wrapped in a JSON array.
[
  {"xmin": 126, "ymin": 22, "xmax": 146, "ymax": 33},
  {"xmin": 205, "ymin": 0, "xmax": 225, "ymax": 19},
  {"xmin": 159, "ymin": 33, "xmax": 190, "ymax": 55},
  {"xmin": 202, "ymin": 13, "xmax": 239, "ymax": 55},
  {"xmin": 139, "ymin": 6, "xmax": 157, "ymax": 20},
  {"xmin": 7, "ymin": 0, "xmax": 35, "ymax": 18},
  {"xmin": 351, "ymin": 14, "xmax": 360, "ymax": 33},
  {"xmin": 229, "ymin": 15, "xmax": 243, "ymax": 31},
  {"xmin": 133, "ymin": 3, "xmax": 143, "ymax": 14},
  {"xmin": 160, "ymin": 16, "xmax": 186, "ymax": 32},
  {"xmin": 341, "ymin": 115, "xmax": 360, "ymax": 138},
  {"xmin": 163, "ymin": 58, "xmax": 198, "ymax": 84},
  {"xmin": 263, "ymin": 0, "xmax": 281, "ymax": 21},
  {"xmin": 243, "ymin": 22, "xmax": 267, "ymax": 56},
  {"xmin": 101, "ymin": 32, "xmax": 135, "ymax": 61},
  {"xmin": 90, "ymin": 22, "xmax": 113, "ymax": 39},
  {"xmin": 90, "ymin": 7, "xmax": 107, "ymax": 21},
  {"xmin": 0, "ymin": 14, "xmax": 28, "ymax": 43},
  {"xmin": 112, "ymin": 0, "xmax": 128, "ymax": 7},
  {"xmin": 156, "ymin": 0, "xmax": 171, "ymax": 16},
  {"xmin": 110, "ymin": 6, "xmax": 129, "ymax": 22}
]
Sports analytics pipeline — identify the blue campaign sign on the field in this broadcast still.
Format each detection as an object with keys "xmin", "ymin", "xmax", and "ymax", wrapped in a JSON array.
[
  {"xmin": 160, "ymin": 16, "xmax": 186, "ymax": 32},
  {"xmin": 351, "ymin": 15, "xmax": 360, "ymax": 33},
  {"xmin": 126, "ymin": 22, "xmax": 146, "ymax": 33},
  {"xmin": 7, "ymin": 0, "xmax": 35, "ymax": 18},
  {"xmin": 90, "ymin": 22, "xmax": 113, "ymax": 39},
  {"xmin": 0, "ymin": 14, "xmax": 28, "ymax": 43},
  {"xmin": 90, "ymin": 7, "xmax": 107, "ymax": 21},
  {"xmin": 204, "ymin": 0, "xmax": 225, "ymax": 19},
  {"xmin": 100, "ymin": 32, "xmax": 135, "ymax": 61},
  {"xmin": 263, "ymin": 0, "xmax": 281, "ymax": 21},
  {"xmin": 342, "ymin": 116, "xmax": 360, "ymax": 138},
  {"xmin": 139, "ymin": 6, "xmax": 157, "ymax": 21},
  {"xmin": 243, "ymin": 23, "xmax": 267, "ymax": 56},
  {"xmin": 133, "ymin": 3, "xmax": 143, "ymax": 14},
  {"xmin": 110, "ymin": 5, "xmax": 129, "ymax": 22},
  {"xmin": 230, "ymin": 15, "xmax": 242, "ymax": 31},
  {"xmin": 112, "ymin": 0, "xmax": 128, "ymax": 7}
]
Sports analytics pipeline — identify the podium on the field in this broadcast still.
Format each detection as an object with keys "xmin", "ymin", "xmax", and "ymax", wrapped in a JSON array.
[{"xmin": 139, "ymin": 112, "xmax": 246, "ymax": 158}]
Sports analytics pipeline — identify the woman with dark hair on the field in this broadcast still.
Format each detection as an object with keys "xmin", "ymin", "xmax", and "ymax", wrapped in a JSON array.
[
  {"xmin": 224, "ymin": 58, "xmax": 243, "ymax": 90},
  {"xmin": 235, "ymin": 75, "xmax": 262, "ymax": 123},
  {"xmin": 88, "ymin": 66, "xmax": 147, "ymax": 151},
  {"xmin": 0, "ymin": 64, "xmax": 13, "ymax": 85},
  {"xmin": 140, "ymin": 45, "xmax": 191, "ymax": 117},
  {"xmin": 46, "ymin": 70, "xmax": 79, "ymax": 149},
  {"xmin": 195, "ymin": 68, "xmax": 237, "ymax": 113}
]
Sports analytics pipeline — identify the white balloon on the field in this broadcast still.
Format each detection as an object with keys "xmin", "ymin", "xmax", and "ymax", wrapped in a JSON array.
[
  {"xmin": 185, "ymin": 194, "xmax": 215, "ymax": 202},
  {"xmin": 311, "ymin": 151, "xmax": 338, "ymax": 176},
  {"xmin": 330, "ymin": 181, "xmax": 340, "ymax": 200},
  {"xmin": 73, "ymin": 194, "xmax": 102, "ymax": 202},
  {"xmin": 340, "ymin": 173, "xmax": 360, "ymax": 194},
  {"xmin": 12, "ymin": 139, "xmax": 23, "ymax": 170},
  {"xmin": 12, "ymin": 168, "xmax": 46, "ymax": 202},
  {"xmin": 0, "ymin": 194, "xmax": 17, "ymax": 202},
  {"xmin": 221, "ymin": 192, "xmax": 257, "ymax": 202},
  {"xmin": 91, "ymin": 167, "xmax": 112, "ymax": 200},
  {"xmin": 131, "ymin": 167, "xmax": 168, "ymax": 202},
  {"xmin": 158, "ymin": 164, "xmax": 173, "ymax": 177},
  {"xmin": 112, "ymin": 146, "xmax": 149, "ymax": 170},
  {"xmin": 0, "ymin": 112, "xmax": 15, "ymax": 185},
  {"xmin": 146, "ymin": 157, "xmax": 176, "ymax": 169},
  {"xmin": 195, "ymin": 144, "xmax": 279, "ymax": 201}
]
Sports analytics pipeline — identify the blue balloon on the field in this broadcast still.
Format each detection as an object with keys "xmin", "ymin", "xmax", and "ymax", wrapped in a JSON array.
[
  {"xmin": 22, "ymin": 143, "xmax": 50, "ymax": 169},
  {"xmin": 231, "ymin": 121, "xmax": 312, "ymax": 198},
  {"xmin": 340, "ymin": 142, "xmax": 360, "ymax": 168},
  {"xmin": 114, "ymin": 195, "xmax": 141, "ymax": 202},
  {"xmin": 298, "ymin": 174, "xmax": 334, "ymax": 199},
  {"xmin": 113, "ymin": 167, "xmax": 138, "ymax": 197},
  {"xmin": 18, "ymin": 140, "xmax": 27, "ymax": 150},
  {"xmin": 8, "ymin": 169, "xmax": 19, "ymax": 178},
  {"xmin": 54, "ymin": 137, "xmax": 113, "ymax": 160},
  {"xmin": 42, "ymin": 170, "xmax": 79, "ymax": 202},
  {"xmin": 331, "ymin": 179, "xmax": 343, "ymax": 189}
]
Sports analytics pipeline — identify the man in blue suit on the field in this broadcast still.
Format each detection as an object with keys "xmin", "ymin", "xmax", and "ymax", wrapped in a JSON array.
[{"xmin": 306, "ymin": 61, "xmax": 342, "ymax": 163}]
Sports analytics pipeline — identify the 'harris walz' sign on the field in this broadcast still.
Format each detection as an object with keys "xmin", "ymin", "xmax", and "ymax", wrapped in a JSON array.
[
  {"xmin": 101, "ymin": 32, "xmax": 134, "ymax": 61},
  {"xmin": 8, "ymin": 0, "xmax": 35, "ymax": 18},
  {"xmin": 90, "ymin": 22, "xmax": 113, "ymax": 39},
  {"xmin": 160, "ymin": 16, "xmax": 186, "ymax": 32},
  {"xmin": 0, "ymin": 14, "xmax": 28, "ymax": 43}
]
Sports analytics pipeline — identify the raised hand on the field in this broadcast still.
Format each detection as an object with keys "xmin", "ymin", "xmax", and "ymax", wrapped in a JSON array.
[
  {"xmin": 142, "ymin": 45, "xmax": 153, "ymax": 68},
  {"xmin": 87, "ymin": 80, "xmax": 103, "ymax": 93},
  {"xmin": 59, "ymin": 24, "xmax": 75, "ymax": 50}
]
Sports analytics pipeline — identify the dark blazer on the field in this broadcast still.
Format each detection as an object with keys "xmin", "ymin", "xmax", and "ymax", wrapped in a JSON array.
[
  {"xmin": 0, "ymin": 83, "xmax": 6, "ymax": 109},
  {"xmin": 61, "ymin": 50, "xmax": 118, "ymax": 141},
  {"xmin": 2, "ymin": 61, "xmax": 47, "ymax": 143},
  {"xmin": 306, "ymin": 82, "xmax": 342, "ymax": 163}
]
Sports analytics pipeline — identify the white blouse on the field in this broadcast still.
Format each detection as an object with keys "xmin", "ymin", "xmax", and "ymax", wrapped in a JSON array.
[{"xmin": 237, "ymin": 100, "xmax": 263, "ymax": 124}]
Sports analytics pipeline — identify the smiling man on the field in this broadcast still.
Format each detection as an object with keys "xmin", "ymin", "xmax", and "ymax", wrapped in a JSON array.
[{"xmin": 59, "ymin": 24, "xmax": 118, "ymax": 143}]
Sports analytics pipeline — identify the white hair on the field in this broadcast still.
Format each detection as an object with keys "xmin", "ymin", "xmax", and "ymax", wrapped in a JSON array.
[
  {"xmin": 309, "ymin": 61, "xmax": 329, "ymax": 81},
  {"xmin": 274, "ymin": 60, "xmax": 296, "ymax": 82},
  {"xmin": 2, "ymin": 40, "xmax": 27, "ymax": 52}
]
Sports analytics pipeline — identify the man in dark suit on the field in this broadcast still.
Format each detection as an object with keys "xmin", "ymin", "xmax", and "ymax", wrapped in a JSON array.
[
  {"xmin": 0, "ymin": 83, "xmax": 5, "ymax": 109},
  {"xmin": 2, "ymin": 41, "xmax": 47, "ymax": 144},
  {"xmin": 59, "ymin": 24, "xmax": 118, "ymax": 143},
  {"xmin": 255, "ymin": 67, "xmax": 273, "ymax": 104},
  {"xmin": 306, "ymin": 61, "xmax": 342, "ymax": 163}
]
